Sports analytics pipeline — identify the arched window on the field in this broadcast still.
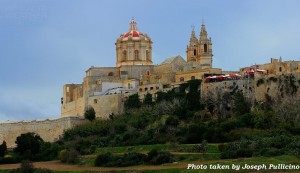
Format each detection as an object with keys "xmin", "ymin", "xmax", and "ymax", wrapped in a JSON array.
[
  {"xmin": 146, "ymin": 50, "xmax": 150, "ymax": 60},
  {"xmin": 122, "ymin": 50, "xmax": 127, "ymax": 61},
  {"xmin": 180, "ymin": 77, "xmax": 184, "ymax": 82},
  {"xmin": 134, "ymin": 50, "xmax": 139, "ymax": 60},
  {"xmin": 279, "ymin": 67, "xmax": 282, "ymax": 72},
  {"xmin": 204, "ymin": 44, "xmax": 207, "ymax": 52},
  {"xmin": 108, "ymin": 72, "xmax": 114, "ymax": 76},
  {"xmin": 194, "ymin": 49, "xmax": 197, "ymax": 56},
  {"xmin": 191, "ymin": 76, "xmax": 195, "ymax": 80}
]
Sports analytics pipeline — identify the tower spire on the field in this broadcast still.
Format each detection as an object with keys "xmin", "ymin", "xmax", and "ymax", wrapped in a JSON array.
[
  {"xmin": 200, "ymin": 22, "xmax": 208, "ymax": 40},
  {"xmin": 189, "ymin": 25, "xmax": 198, "ymax": 45}
]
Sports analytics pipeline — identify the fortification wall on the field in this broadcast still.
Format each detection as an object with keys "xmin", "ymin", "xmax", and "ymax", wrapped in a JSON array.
[
  {"xmin": 61, "ymin": 97, "xmax": 85, "ymax": 117},
  {"xmin": 0, "ymin": 116, "xmax": 87, "ymax": 148},
  {"xmin": 88, "ymin": 94, "xmax": 124, "ymax": 119},
  {"xmin": 201, "ymin": 79, "xmax": 255, "ymax": 101}
]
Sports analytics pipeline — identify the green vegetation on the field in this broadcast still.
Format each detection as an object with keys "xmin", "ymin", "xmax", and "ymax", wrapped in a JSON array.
[
  {"xmin": 2, "ymin": 79, "xmax": 300, "ymax": 171},
  {"xmin": 0, "ymin": 141, "xmax": 7, "ymax": 157},
  {"xmin": 256, "ymin": 78, "xmax": 265, "ymax": 87},
  {"xmin": 94, "ymin": 143, "xmax": 218, "ymax": 154},
  {"xmin": 84, "ymin": 107, "xmax": 96, "ymax": 121},
  {"xmin": 59, "ymin": 149, "xmax": 79, "ymax": 164},
  {"xmin": 268, "ymin": 76, "xmax": 277, "ymax": 82}
]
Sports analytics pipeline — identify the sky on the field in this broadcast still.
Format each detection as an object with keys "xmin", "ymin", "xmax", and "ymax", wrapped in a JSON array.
[{"xmin": 1, "ymin": 0, "xmax": 300, "ymax": 121}]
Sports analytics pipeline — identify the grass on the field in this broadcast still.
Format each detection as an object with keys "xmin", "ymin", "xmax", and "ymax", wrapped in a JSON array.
[
  {"xmin": 1, "ymin": 155, "xmax": 299, "ymax": 173},
  {"xmin": 95, "ymin": 143, "xmax": 220, "ymax": 154}
]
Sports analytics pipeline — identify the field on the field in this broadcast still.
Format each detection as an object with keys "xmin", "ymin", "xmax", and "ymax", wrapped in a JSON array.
[{"xmin": 0, "ymin": 144, "xmax": 299, "ymax": 173}]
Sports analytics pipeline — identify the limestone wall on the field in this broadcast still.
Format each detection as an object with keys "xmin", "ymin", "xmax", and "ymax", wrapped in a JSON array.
[
  {"xmin": 88, "ymin": 94, "xmax": 125, "ymax": 119},
  {"xmin": 86, "ymin": 67, "xmax": 120, "ymax": 77},
  {"xmin": 201, "ymin": 79, "xmax": 255, "ymax": 101},
  {"xmin": 0, "ymin": 116, "xmax": 87, "ymax": 148},
  {"xmin": 61, "ymin": 97, "xmax": 85, "ymax": 117}
]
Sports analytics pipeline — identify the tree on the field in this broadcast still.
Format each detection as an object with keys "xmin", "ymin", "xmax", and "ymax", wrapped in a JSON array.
[
  {"xmin": 0, "ymin": 141, "xmax": 7, "ymax": 157},
  {"xmin": 84, "ymin": 107, "xmax": 96, "ymax": 121},
  {"xmin": 232, "ymin": 90, "xmax": 251, "ymax": 117},
  {"xmin": 20, "ymin": 160, "xmax": 34, "ymax": 173},
  {"xmin": 143, "ymin": 93, "xmax": 153, "ymax": 106},
  {"xmin": 15, "ymin": 133, "xmax": 44, "ymax": 156},
  {"xmin": 125, "ymin": 93, "xmax": 141, "ymax": 109}
]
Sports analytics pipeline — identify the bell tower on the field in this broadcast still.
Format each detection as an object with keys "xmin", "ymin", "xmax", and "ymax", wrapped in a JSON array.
[
  {"xmin": 186, "ymin": 22, "xmax": 213, "ymax": 69},
  {"xmin": 186, "ymin": 26, "xmax": 198, "ymax": 62}
]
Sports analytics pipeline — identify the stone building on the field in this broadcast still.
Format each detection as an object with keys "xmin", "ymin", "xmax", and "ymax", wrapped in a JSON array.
[
  {"xmin": 61, "ymin": 19, "xmax": 154, "ymax": 118},
  {"xmin": 115, "ymin": 19, "xmax": 153, "ymax": 67},
  {"xmin": 61, "ymin": 19, "xmax": 300, "ymax": 119},
  {"xmin": 186, "ymin": 23, "xmax": 213, "ymax": 69}
]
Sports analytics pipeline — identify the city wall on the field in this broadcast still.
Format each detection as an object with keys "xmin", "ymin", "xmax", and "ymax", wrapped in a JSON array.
[{"xmin": 0, "ymin": 116, "xmax": 87, "ymax": 148}]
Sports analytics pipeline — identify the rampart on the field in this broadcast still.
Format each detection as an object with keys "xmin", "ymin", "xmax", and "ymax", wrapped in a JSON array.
[{"xmin": 0, "ymin": 116, "xmax": 87, "ymax": 148}]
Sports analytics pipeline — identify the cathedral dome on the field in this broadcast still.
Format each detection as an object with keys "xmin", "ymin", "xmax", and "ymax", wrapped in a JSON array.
[{"xmin": 120, "ymin": 19, "xmax": 150, "ymax": 41}]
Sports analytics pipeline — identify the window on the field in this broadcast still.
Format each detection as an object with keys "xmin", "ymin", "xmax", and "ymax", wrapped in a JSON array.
[
  {"xmin": 191, "ymin": 76, "xmax": 195, "ymax": 80},
  {"xmin": 279, "ymin": 67, "xmax": 282, "ymax": 72},
  {"xmin": 180, "ymin": 77, "xmax": 184, "ymax": 82},
  {"xmin": 139, "ymin": 88, "xmax": 142, "ymax": 92},
  {"xmin": 145, "ymin": 87, "xmax": 148, "ymax": 91},
  {"xmin": 134, "ymin": 50, "xmax": 139, "ymax": 60},
  {"xmin": 147, "ymin": 71, "xmax": 150, "ymax": 75},
  {"xmin": 204, "ymin": 44, "xmax": 207, "ymax": 52},
  {"xmin": 150, "ymin": 87, "xmax": 153, "ymax": 90},
  {"xmin": 146, "ymin": 50, "xmax": 150, "ymax": 60},
  {"xmin": 108, "ymin": 72, "xmax": 114, "ymax": 76},
  {"xmin": 94, "ymin": 99, "xmax": 97, "ymax": 104},
  {"xmin": 122, "ymin": 50, "xmax": 127, "ymax": 61},
  {"xmin": 194, "ymin": 49, "xmax": 196, "ymax": 56}
]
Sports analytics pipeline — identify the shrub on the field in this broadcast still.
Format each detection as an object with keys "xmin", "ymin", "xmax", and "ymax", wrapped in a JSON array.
[
  {"xmin": 84, "ymin": 107, "xmax": 96, "ymax": 121},
  {"xmin": 20, "ymin": 160, "xmax": 34, "ymax": 173},
  {"xmin": 269, "ymin": 77, "xmax": 277, "ymax": 82},
  {"xmin": 236, "ymin": 149, "xmax": 253, "ymax": 158},
  {"xmin": 259, "ymin": 148, "xmax": 284, "ymax": 157},
  {"xmin": 147, "ymin": 149, "xmax": 174, "ymax": 165},
  {"xmin": 95, "ymin": 152, "xmax": 147, "ymax": 167},
  {"xmin": 59, "ymin": 149, "xmax": 79, "ymax": 164},
  {"xmin": 36, "ymin": 142, "xmax": 63, "ymax": 161},
  {"xmin": 120, "ymin": 152, "xmax": 147, "ymax": 166},
  {"xmin": 256, "ymin": 78, "xmax": 265, "ymax": 87},
  {"xmin": 94, "ymin": 152, "xmax": 116, "ymax": 167},
  {"xmin": 0, "ymin": 141, "xmax": 7, "ymax": 157},
  {"xmin": 125, "ymin": 94, "xmax": 142, "ymax": 110},
  {"xmin": 190, "ymin": 140, "xmax": 208, "ymax": 153},
  {"xmin": 15, "ymin": 133, "xmax": 44, "ymax": 157},
  {"xmin": 220, "ymin": 151, "xmax": 237, "ymax": 159}
]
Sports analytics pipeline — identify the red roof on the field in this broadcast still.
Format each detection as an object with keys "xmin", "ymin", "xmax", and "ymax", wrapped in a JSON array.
[{"xmin": 124, "ymin": 30, "xmax": 140, "ymax": 38}]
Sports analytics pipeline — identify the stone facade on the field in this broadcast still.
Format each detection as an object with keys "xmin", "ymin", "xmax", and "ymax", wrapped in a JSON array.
[
  {"xmin": 0, "ymin": 116, "xmax": 87, "ymax": 148},
  {"xmin": 61, "ymin": 19, "xmax": 154, "ymax": 119},
  {"xmin": 116, "ymin": 20, "xmax": 153, "ymax": 67},
  {"xmin": 186, "ymin": 23, "xmax": 213, "ymax": 69}
]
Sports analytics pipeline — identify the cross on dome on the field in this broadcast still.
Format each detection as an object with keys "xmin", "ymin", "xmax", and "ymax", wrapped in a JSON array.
[{"xmin": 130, "ymin": 18, "xmax": 137, "ymax": 30}]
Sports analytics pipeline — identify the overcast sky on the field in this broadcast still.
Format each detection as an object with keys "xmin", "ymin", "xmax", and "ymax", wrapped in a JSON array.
[{"xmin": 1, "ymin": 0, "xmax": 300, "ymax": 121}]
